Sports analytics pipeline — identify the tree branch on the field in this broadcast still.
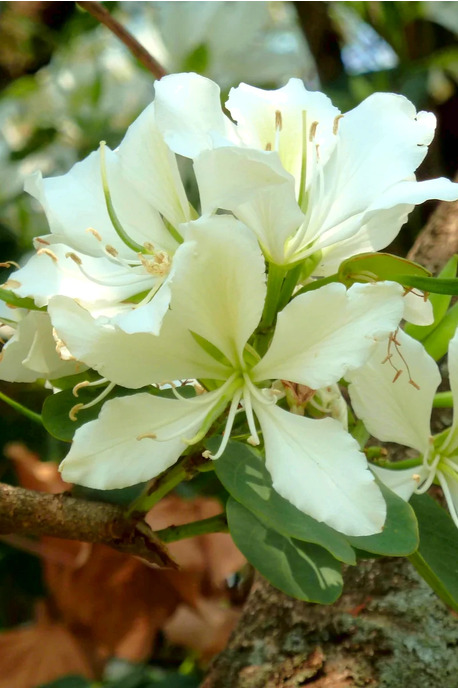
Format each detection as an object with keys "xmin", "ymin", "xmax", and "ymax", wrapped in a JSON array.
[
  {"xmin": 0, "ymin": 483, "xmax": 176, "ymax": 568},
  {"xmin": 76, "ymin": 1, "xmax": 167, "ymax": 80}
]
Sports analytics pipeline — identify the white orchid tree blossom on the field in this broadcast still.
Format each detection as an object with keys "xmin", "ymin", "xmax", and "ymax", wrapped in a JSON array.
[
  {"xmin": 0, "ymin": 303, "xmax": 83, "ymax": 383},
  {"xmin": 49, "ymin": 216, "xmax": 405, "ymax": 536},
  {"xmin": 347, "ymin": 329, "xmax": 458, "ymax": 527},
  {"xmin": 153, "ymin": 72, "xmax": 458, "ymax": 275},
  {"xmin": 6, "ymin": 104, "xmax": 194, "ymax": 335}
]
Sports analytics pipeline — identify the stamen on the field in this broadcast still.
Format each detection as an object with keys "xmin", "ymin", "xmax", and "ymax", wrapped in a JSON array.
[
  {"xmin": 86, "ymin": 227, "xmax": 102, "ymax": 241},
  {"xmin": 137, "ymin": 432, "xmax": 157, "ymax": 441},
  {"xmin": 37, "ymin": 248, "xmax": 58, "ymax": 262},
  {"xmin": 242, "ymin": 384, "xmax": 260, "ymax": 446},
  {"xmin": 437, "ymin": 471, "xmax": 458, "ymax": 528},
  {"xmin": 208, "ymin": 389, "xmax": 243, "ymax": 460},
  {"xmin": 275, "ymin": 110, "xmax": 282, "ymax": 131},
  {"xmin": 99, "ymin": 141, "xmax": 144, "ymax": 254},
  {"xmin": 72, "ymin": 377, "xmax": 108, "ymax": 398},
  {"xmin": 415, "ymin": 453, "xmax": 441, "ymax": 494},
  {"xmin": 0, "ymin": 261, "xmax": 20, "ymax": 269},
  {"xmin": 265, "ymin": 142, "xmax": 272, "ymax": 152},
  {"xmin": 65, "ymin": 252, "xmax": 82, "ymax": 265},
  {"xmin": 35, "ymin": 237, "xmax": 50, "ymax": 246},
  {"xmin": 333, "ymin": 114, "xmax": 344, "ymax": 135},
  {"xmin": 309, "ymin": 121, "xmax": 319, "ymax": 142},
  {"xmin": 68, "ymin": 381, "xmax": 116, "ymax": 420},
  {"xmin": 105, "ymin": 245, "xmax": 118, "ymax": 257}
]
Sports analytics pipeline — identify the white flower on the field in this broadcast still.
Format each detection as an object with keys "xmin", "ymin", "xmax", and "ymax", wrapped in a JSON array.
[
  {"xmin": 7, "ymin": 101, "xmax": 194, "ymax": 336},
  {"xmin": 347, "ymin": 329, "xmax": 458, "ymax": 527},
  {"xmin": 50, "ymin": 216, "xmax": 404, "ymax": 536},
  {"xmin": 0, "ymin": 303, "xmax": 83, "ymax": 383},
  {"xmin": 152, "ymin": 72, "xmax": 458, "ymax": 273}
]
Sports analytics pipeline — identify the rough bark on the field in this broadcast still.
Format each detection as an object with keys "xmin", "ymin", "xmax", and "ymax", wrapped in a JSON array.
[
  {"xmin": 202, "ymin": 194, "xmax": 458, "ymax": 688},
  {"xmin": 0, "ymin": 483, "xmax": 175, "ymax": 568}
]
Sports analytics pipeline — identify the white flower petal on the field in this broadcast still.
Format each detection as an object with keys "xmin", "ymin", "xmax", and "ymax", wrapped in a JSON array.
[
  {"xmin": 444, "ymin": 330, "xmax": 458, "ymax": 448},
  {"xmin": 0, "ymin": 312, "xmax": 83, "ymax": 383},
  {"xmin": 117, "ymin": 102, "xmax": 191, "ymax": 229},
  {"xmin": 226, "ymin": 78, "xmax": 339, "ymax": 184},
  {"xmin": 48, "ymin": 296, "xmax": 230, "ymax": 388},
  {"xmin": 402, "ymin": 291, "xmax": 433, "ymax": 326},
  {"xmin": 10, "ymin": 244, "xmax": 154, "ymax": 309},
  {"xmin": 194, "ymin": 147, "xmax": 304, "ymax": 264},
  {"xmin": 254, "ymin": 401, "xmax": 386, "ymax": 536},
  {"xmin": 321, "ymin": 95, "xmax": 436, "ymax": 229},
  {"xmin": 253, "ymin": 282, "xmax": 404, "ymax": 388},
  {"xmin": 370, "ymin": 464, "xmax": 427, "ymax": 502},
  {"xmin": 60, "ymin": 391, "xmax": 219, "ymax": 489},
  {"xmin": 25, "ymin": 147, "xmax": 174, "ymax": 257},
  {"xmin": 348, "ymin": 330, "xmax": 439, "ymax": 453},
  {"xmin": 154, "ymin": 72, "xmax": 236, "ymax": 158},
  {"xmin": 169, "ymin": 216, "xmax": 266, "ymax": 365}
]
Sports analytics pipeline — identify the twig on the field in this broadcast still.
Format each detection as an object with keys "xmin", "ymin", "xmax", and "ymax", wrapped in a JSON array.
[
  {"xmin": 77, "ymin": 1, "xmax": 167, "ymax": 80},
  {"xmin": 0, "ymin": 482, "xmax": 176, "ymax": 568}
]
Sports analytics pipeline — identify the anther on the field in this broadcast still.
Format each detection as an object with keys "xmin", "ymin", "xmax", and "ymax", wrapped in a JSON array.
[
  {"xmin": 202, "ymin": 449, "xmax": 212, "ymax": 459},
  {"xmin": 412, "ymin": 474, "xmax": 421, "ymax": 483},
  {"xmin": 315, "ymin": 144, "xmax": 320, "ymax": 160},
  {"xmin": 72, "ymin": 381, "xmax": 91, "ymax": 397},
  {"xmin": 37, "ymin": 248, "xmax": 58, "ymax": 262},
  {"xmin": 69, "ymin": 403, "xmax": 84, "ymax": 421},
  {"xmin": 35, "ymin": 237, "xmax": 50, "ymax": 246},
  {"xmin": 409, "ymin": 379, "xmax": 420, "ymax": 390},
  {"xmin": 247, "ymin": 436, "xmax": 259, "ymax": 446},
  {"xmin": 65, "ymin": 252, "xmax": 82, "ymax": 265},
  {"xmin": 309, "ymin": 121, "xmax": 319, "ymax": 142},
  {"xmin": 86, "ymin": 227, "xmax": 102, "ymax": 241},
  {"xmin": 136, "ymin": 432, "xmax": 157, "ymax": 441},
  {"xmin": 392, "ymin": 370, "xmax": 403, "ymax": 383},
  {"xmin": 143, "ymin": 242, "xmax": 155, "ymax": 253},
  {"xmin": 0, "ymin": 261, "xmax": 20, "ymax": 269},
  {"xmin": 333, "ymin": 114, "xmax": 344, "ymax": 135},
  {"xmin": 275, "ymin": 110, "xmax": 282, "ymax": 131},
  {"xmin": 265, "ymin": 142, "xmax": 272, "ymax": 151},
  {"xmin": 105, "ymin": 245, "xmax": 118, "ymax": 257}
]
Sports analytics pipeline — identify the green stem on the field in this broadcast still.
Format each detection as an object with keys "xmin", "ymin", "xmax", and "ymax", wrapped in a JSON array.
[
  {"xmin": 0, "ymin": 391, "xmax": 43, "ymax": 425},
  {"xmin": 261, "ymin": 263, "xmax": 287, "ymax": 328},
  {"xmin": 99, "ymin": 141, "xmax": 145, "ymax": 253},
  {"xmin": 127, "ymin": 457, "xmax": 213, "ymax": 516},
  {"xmin": 433, "ymin": 391, "xmax": 453, "ymax": 408},
  {"xmin": 371, "ymin": 456, "xmax": 422, "ymax": 469},
  {"xmin": 277, "ymin": 263, "xmax": 303, "ymax": 311},
  {"xmin": 294, "ymin": 273, "xmax": 339, "ymax": 297},
  {"xmin": 156, "ymin": 513, "xmax": 228, "ymax": 543}
]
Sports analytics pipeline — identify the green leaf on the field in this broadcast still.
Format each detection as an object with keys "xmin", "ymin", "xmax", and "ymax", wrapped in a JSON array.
[
  {"xmin": 400, "ymin": 275, "xmax": 458, "ymax": 295},
  {"xmin": 43, "ymin": 676, "xmax": 91, "ymax": 688},
  {"xmin": 421, "ymin": 301, "xmax": 458, "ymax": 361},
  {"xmin": 211, "ymin": 439, "xmax": 356, "ymax": 564},
  {"xmin": 0, "ymin": 287, "xmax": 44, "ymax": 311},
  {"xmin": 226, "ymin": 497, "xmax": 343, "ymax": 604},
  {"xmin": 405, "ymin": 254, "xmax": 458, "ymax": 342},
  {"xmin": 338, "ymin": 252, "xmax": 431, "ymax": 286},
  {"xmin": 347, "ymin": 481, "xmax": 419, "ymax": 556},
  {"xmin": 409, "ymin": 493, "xmax": 458, "ymax": 612}
]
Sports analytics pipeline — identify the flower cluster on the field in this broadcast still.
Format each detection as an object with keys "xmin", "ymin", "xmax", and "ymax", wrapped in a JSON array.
[{"xmin": 2, "ymin": 73, "xmax": 458, "ymax": 538}]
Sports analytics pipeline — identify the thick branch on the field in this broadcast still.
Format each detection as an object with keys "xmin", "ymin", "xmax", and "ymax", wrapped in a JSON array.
[
  {"xmin": 0, "ymin": 483, "xmax": 176, "ymax": 568},
  {"xmin": 77, "ymin": 1, "xmax": 167, "ymax": 80}
]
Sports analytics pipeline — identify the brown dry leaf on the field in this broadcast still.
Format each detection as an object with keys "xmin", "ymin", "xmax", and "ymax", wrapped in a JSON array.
[
  {"xmin": 0, "ymin": 602, "xmax": 93, "ymax": 688},
  {"xmin": 44, "ymin": 541, "xmax": 183, "ymax": 663},
  {"xmin": 163, "ymin": 597, "xmax": 241, "ymax": 663},
  {"xmin": 147, "ymin": 496, "xmax": 245, "ymax": 590},
  {"xmin": 4, "ymin": 442, "xmax": 71, "ymax": 494}
]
